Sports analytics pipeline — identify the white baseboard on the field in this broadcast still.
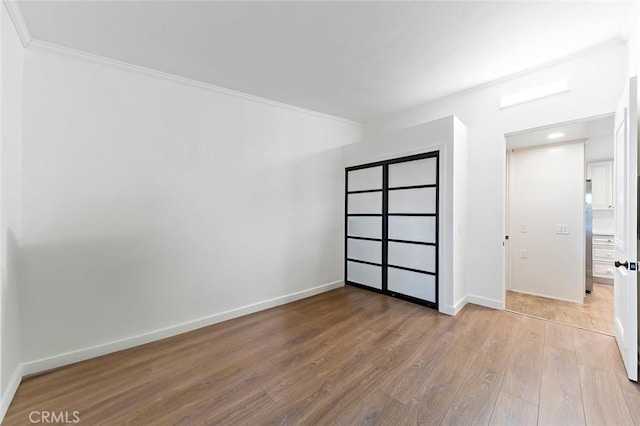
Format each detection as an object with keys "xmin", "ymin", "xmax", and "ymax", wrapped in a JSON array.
[
  {"xmin": 22, "ymin": 280, "xmax": 344, "ymax": 376},
  {"xmin": 440, "ymin": 296, "xmax": 468, "ymax": 316},
  {"xmin": 0, "ymin": 363, "xmax": 23, "ymax": 423},
  {"xmin": 467, "ymin": 294, "xmax": 505, "ymax": 310}
]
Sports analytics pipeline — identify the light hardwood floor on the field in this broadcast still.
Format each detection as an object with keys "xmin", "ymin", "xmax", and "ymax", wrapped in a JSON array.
[
  {"xmin": 506, "ymin": 283, "xmax": 614, "ymax": 335},
  {"xmin": 5, "ymin": 285, "xmax": 639, "ymax": 425}
]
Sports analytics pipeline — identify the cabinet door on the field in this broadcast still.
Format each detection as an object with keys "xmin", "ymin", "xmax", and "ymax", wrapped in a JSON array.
[{"xmin": 587, "ymin": 161, "xmax": 613, "ymax": 210}]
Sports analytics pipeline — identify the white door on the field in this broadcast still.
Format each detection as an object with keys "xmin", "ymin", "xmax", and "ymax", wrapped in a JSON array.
[{"xmin": 614, "ymin": 76, "xmax": 638, "ymax": 381}]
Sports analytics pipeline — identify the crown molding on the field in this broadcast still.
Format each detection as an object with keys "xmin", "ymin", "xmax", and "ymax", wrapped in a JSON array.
[
  {"xmin": 3, "ymin": 0, "xmax": 32, "ymax": 47},
  {"xmin": 26, "ymin": 39, "xmax": 362, "ymax": 127}
]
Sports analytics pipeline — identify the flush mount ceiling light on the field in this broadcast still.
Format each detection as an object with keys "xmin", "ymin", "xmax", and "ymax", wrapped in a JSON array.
[
  {"xmin": 499, "ymin": 80, "xmax": 569, "ymax": 109},
  {"xmin": 547, "ymin": 132, "xmax": 565, "ymax": 139}
]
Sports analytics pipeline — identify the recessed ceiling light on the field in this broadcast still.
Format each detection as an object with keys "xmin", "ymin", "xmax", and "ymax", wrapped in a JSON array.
[
  {"xmin": 499, "ymin": 80, "xmax": 569, "ymax": 109},
  {"xmin": 547, "ymin": 132, "xmax": 565, "ymax": 139}
]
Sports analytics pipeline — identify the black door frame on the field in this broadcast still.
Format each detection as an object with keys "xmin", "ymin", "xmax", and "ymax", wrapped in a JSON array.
[{"xmin": 345, "ymin": 151, "xmax": 439, "ymax": 309}]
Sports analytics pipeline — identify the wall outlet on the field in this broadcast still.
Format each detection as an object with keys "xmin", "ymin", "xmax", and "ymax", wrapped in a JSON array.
[
  {"xmin": 555, "ymin": 224, "xmax": 570, "ymax": 234},
  {"xmin": 519, "ymin": 249, "xmax": 528, "ymax": 259}
]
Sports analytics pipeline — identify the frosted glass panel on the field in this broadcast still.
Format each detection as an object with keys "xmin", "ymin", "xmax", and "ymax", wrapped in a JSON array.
[
  {"xmin": 388, "ymin": 216, "xmax": 436, "ymax": 243},
  {"xmin": 388, "ymin": 268, "xmax": 435, "ymax": 302},
  {"xmin": 348, "ymin": 166, "xmax": 382, "ymax": 191},
  {"xmin": 348, "ymin": 192, "xmax": 382, "ymax": 214},
  {"xmin": 389, "ymin": 187, "xmax": 436, "ymax": 214},
  {"xmin": 388, "ymin": 242, "xmax": 435, "ymax": 272},
  {"xmin": 347, "ymin": 217, "xmax": 382, "ymax": 239},
  {"xmin": 389, "ymin": 157, "xmax": 437, "ymax": 188},
  {"xmin": 347, "ymin": 261, "xmax": 382, "ymax": 289},
  {"xmin": 347, "ymin": 239, "xmax": 382, "ymax": 264}
]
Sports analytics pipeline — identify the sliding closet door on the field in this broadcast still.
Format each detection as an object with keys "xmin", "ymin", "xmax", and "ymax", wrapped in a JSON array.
[
  {"xmin": 345, "ymin": 152, "xmax": 439, "ymax": 309},
  {"xmin": 345, "ymin": 166, "xmax": 383, "ymax": 289},
  {"xmin": 387, "ymin": 156, "xmax": 438, "ymax": 305}
]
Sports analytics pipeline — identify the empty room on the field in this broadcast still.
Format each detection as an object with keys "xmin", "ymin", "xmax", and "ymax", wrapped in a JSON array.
[{"xmin": 2, "ymin": 1, "xmax": 640, "ymax": 424}]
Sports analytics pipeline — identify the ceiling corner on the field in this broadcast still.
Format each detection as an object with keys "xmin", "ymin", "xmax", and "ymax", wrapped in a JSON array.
[{"xmin": 3, "ymin": 0, "xmax": 32, "ymax": 47}]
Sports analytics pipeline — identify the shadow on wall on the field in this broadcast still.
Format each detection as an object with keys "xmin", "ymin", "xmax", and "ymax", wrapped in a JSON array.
[
  {"xmin": 2, "ymin": 229, "xmax": 21, "ymax": 391},
  {"xmin": 282, "ymin": 147, "xmax": 345, "ymax": 292}
]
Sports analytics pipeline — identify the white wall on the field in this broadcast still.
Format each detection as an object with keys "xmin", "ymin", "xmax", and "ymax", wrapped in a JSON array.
[
  {"xmin": 628, "ymin": 20, "xmax": 639, "ymax": 80},
  {"xmin": 342, "ymin": 115, "xmax": 469, "ymax": 314},
  {"xmin": 18, "ymin": 45, "xmax": 362, "ymax": 371},
  {"xmin": 452, "ymin": 118, "xmax": 468, "ymax": 308},
  {"xmin": 586, "ymin": 134, "xmax": 614, "ymax": 162},
  {"xmin": 509, "ymin": 142, "xmax": 585, "ymax": 303},
  {"xmin": 0, "ymin": 2, "xmax": 24, "ymax": 418},
  {"xmin": 365, "ymin": 42, "xmax": 627, "ymax": 308}
]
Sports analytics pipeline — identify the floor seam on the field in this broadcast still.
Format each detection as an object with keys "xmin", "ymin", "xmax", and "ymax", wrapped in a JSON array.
[{"xmin": 504, "ymin": 308, "xmax": 614, "ymax": 337}]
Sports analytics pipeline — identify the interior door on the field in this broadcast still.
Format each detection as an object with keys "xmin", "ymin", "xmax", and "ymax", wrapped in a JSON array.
[
  {"xmin": 386, "ymin": 156, "xmax": 439, "ymax": 305},
  {"xmin": 345, "ymin": 166, "xmax": 383, "ymax": 290},
  {"xmin": 614, "ymin": 76, "xmax": 638, "ymax": 381}
]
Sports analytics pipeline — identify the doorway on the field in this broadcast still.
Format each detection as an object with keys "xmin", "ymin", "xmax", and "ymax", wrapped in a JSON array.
[{"xmin": 505, "ymin": 114, "xmax": 615, "ymax": 335}]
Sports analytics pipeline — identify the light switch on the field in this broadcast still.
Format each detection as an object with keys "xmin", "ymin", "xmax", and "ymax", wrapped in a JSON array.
[
  {"xmin": 519, "ymin": 249, "xmax": 528, "ymax": 259},
  {"xmin": 555, "ymin": 224, "xmax": 570, "ymax": 234},
  {"xmin": 519, "ymin": 224, "xmax": 527, "ymax": 233}
]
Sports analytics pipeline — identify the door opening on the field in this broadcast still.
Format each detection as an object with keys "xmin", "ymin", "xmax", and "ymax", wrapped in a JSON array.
[{"xmin": 504, "ymin": 114, "xmax": 617, "ymax": 337}]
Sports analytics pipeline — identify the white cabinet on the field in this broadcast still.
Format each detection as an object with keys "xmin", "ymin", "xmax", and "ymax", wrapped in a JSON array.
[
  {"xmin": 587, "ymin": 160, "xmax": 614, "ymax": 210},
  {"xmin": 593, "ymin": 233, "xmax": 614, "ymax": 283}
]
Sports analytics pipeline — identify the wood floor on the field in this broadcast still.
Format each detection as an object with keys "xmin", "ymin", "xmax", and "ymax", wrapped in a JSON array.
[
  {"xmin": 506, "ymin": 283, "xmax": 614, "ymax": 335},
  {"xmin": 5, "ymin": 285, "xmax": 640, "ymax": 425}
]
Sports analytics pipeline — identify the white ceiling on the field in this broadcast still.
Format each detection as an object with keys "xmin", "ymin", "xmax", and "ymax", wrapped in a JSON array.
[
  {"xmin": 506, "ymin": 114, "xmax": 614, "ymax": 151},
  {"xmin": 17, "ymin": 1, "xmax": 638, "ymax": 122}
]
